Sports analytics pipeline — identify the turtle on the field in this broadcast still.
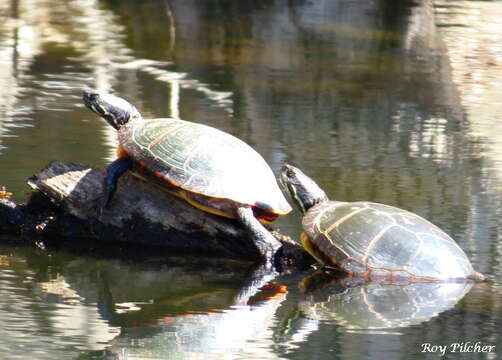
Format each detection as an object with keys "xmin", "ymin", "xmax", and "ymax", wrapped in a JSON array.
[
  {"xmin": 82, "ymin": 91, "xmax": 292, "ymax": 260},
  {"xmin": 279, "ymin": 164, "xmax": 485, "ymax": 281}
]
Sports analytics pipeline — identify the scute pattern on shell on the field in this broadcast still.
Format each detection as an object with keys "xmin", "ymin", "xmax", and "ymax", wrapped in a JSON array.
[
  {"xmin": 302, "ymin": 201, "xmax": 475, "ymax": 280},
  {"xmin": 118, "ymin": 118, "xmax": 292, "ymax": 214}
]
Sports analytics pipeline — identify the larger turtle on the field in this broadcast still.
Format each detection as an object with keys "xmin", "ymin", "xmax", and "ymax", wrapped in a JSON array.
[
  {"xmin": 83, "ymin": 91, "xmax": 291, "ymax": 260},
  {"xmin": 280, "ymin": 164, "xmax": 484, "ymax": 281}
]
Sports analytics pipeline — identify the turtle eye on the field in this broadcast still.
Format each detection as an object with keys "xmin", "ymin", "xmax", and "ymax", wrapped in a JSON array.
[
  {"xmin": 287, "ymin": 168, "xmax": 296, "ymax": 179},
  {"xmin": 83, "ymin": 91, "xmax": 99, "ymax": 104},
  {"xmin": 117, "ymin": 112, "xmax": 130, "ymax": 126}
]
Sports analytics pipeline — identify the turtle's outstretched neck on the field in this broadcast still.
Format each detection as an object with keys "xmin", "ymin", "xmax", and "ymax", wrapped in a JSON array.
[
  {"xmin": 83, "ymin": 90, "xmax": 141, "ymax": 129},
  {"xmin": 280, "ymin": 164, "xmax": 328, "ymax": 214}
]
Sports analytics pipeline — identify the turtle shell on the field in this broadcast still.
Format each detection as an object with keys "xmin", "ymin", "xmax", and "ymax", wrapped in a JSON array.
[
  {"xmin": 118, "ymin": 118, "xmax": 291, "ymax": 215},
  {"xmin": 302, "ymin": 201, "xmax": 477, "ymax": 281}
]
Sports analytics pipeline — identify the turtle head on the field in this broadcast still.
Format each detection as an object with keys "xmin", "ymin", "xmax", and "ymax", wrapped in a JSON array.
[
  {"xmin": 280, "ymin": 164, "xmax": 328, "ymax": 214},
  {"xmin": 83, "ymin": 91, "xmax": 141, "ymax": 130}
]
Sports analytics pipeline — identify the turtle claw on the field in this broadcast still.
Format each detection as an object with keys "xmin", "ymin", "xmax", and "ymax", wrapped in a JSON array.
[
  {"xmin": 95, "ymin": 197, "xmax": 110, "ymax": 217},
  {"xmin": 95, "ymin": 204, "xmax": 104, "ymax": 217}
]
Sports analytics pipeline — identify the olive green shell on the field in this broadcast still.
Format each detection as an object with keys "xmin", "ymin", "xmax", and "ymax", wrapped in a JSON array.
[
  {"xmin": 302, "ymin": 201, "xmax": 478, "ymax": 280},
  {"xmin": 118, "ymin": 118, "xmax": 291, "ymax": 214}
]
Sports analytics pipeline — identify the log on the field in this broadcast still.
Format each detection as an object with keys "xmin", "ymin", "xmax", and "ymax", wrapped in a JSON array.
[{"xmin": 0, "ymin": 161, "xmax": 312, "ymax": 268}]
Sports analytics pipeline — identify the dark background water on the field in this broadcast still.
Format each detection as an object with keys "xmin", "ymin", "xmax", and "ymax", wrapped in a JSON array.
[{"xmin": 0, "ymin": 0, "xmax": 501, "ymax": 359}]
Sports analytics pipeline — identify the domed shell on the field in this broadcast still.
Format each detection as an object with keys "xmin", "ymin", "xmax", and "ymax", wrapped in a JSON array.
[
  {"xmin": 302, "ymin": 201, "xmax": 477, "ymax": 280},
  {"xmin": 118, "ymin": 118, "xmax": 291, "ymax": 214}
]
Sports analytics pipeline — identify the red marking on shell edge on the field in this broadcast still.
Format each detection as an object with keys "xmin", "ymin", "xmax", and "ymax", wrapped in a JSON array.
[
  {"xmin": 361, "ymin": 270, "xmax": 370, "ymax": 281},
  {"xmin": 116, "ymin": 145, "xmax": 129, "ymax": 158},
  {"xmin": 388, "ymin": 270, "xmax": 413, "ymax": 281},
  {"xmin": 277, "ymin": 285, "xmax": 288, "ymax": 293},
  {"xmin": 251, "ymin": 206, "xmax": 279, "ymax": 223},
  {"xmin": 260, "ymin": 214, "xmax": 278, "ymax": 222},
  {"xmin": 367, "ymin": 268, "xmax": 391, "ymax": 281},
  {"xmin": 349, "ymin": 268, "xmax": 442, "ymax": 284}
]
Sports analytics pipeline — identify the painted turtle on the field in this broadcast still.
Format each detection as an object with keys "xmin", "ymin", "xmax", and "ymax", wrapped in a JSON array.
[
  {"xmin": 280, "ymin": 165, "xmax": 484, "ymax": 281},
  {"xmin": 82, "ymin": 91, "xmax": 291, "ymax": 259}
]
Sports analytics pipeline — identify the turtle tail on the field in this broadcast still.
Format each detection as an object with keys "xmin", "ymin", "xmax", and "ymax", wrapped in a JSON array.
[{"xmin": 468, "ymin": 271, "xmax": 488, "ymax": 282}]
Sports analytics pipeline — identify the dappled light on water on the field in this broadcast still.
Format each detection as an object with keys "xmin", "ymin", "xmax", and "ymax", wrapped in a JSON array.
[{"xmin": 436, "ymin": 1, "xmax": 502, "ymax": 173}]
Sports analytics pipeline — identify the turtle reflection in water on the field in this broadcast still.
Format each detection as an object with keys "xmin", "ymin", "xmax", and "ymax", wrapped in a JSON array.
[
  {"xmin": 280, "ymin": 165, "xmax": 484, "ymax": 282},
  {"xmin": 298, "ymin": 271, "xmax": 472, "ymax": 330},
  {"xmin": 106, "ymin": 271, "xmax": 287, "ymax": 358},
  {"xmin": 83, "ymin": 91, "xmax": 292, "ymax": 260}
]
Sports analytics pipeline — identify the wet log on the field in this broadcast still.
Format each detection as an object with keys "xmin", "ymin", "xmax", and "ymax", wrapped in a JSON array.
[{"xmin": 0, "ymin": 161, "xmax": 311, "ymax": 268}]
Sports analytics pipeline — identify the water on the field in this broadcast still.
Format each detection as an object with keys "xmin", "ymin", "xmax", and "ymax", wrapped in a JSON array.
[{"xmin": 0, "ymin": 0, "xmax": 501, "ymax": 359}]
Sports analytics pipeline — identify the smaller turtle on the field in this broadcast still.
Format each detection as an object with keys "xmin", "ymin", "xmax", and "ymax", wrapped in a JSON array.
[
  {"xmin": 280, "ymin": 164, "xmax": 484, "ymax": 281},
  {"xmin": 83, "ymin": 91, "xmax": 292, "ymax": 260}
]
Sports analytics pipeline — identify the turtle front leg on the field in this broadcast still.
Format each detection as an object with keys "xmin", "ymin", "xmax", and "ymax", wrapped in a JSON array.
[
  {"xmin": 99, "ymin": 156, "xmax": 132, "ymax": 214},
  {"xmin": 236, "ymin": 206, "xmax": 282, "ymax": 261}
]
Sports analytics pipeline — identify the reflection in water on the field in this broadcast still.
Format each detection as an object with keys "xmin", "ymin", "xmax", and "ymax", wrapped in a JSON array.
[
  {"xmin": 298, "ymin": 273, "xmax": 472, "ymax": 332},
  {"xmin": 436, "ymin": 0, "xmax": 502, "ymax": 166},
  {"xmin": 0, "ymin": 0, "xmax": 233, "ymax": 162},
  {"xmin": 0, "ymin": 241, "xmax": 286, "ymax": 359},
  {"xmin": 0, "ymin": 240, "xmax": 499, "ymax": 360},
  {"xmin": 0, "ymin": 245, "xmax": 120, "ymax": 358},
  {"xmin": 106, "ymin": 267, "xmax": 286, "ymax": 359},
  {"xmin": 0, "ymin": 0, "xmax": 39, "ymax": 153}
]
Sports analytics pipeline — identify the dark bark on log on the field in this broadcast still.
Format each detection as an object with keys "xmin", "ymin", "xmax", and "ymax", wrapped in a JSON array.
[{"xmin": 0, "ymin": 161, "xmax": 313, "ymax": 269}]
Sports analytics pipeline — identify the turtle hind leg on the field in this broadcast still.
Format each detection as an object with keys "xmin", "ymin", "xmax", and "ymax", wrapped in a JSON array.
[
  {"xmin": 99, "ymin": 156, "xmax": 132, "ymax": 214},
  {"xmin": 236, "ymin": 206, "xmax": 282, "ymax": 262}
]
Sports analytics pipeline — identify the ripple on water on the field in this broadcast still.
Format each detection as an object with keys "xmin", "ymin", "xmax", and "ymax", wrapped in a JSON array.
[{"xmin": 0, "ymin": 266, "xmax": 120, "ymax": 359}]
